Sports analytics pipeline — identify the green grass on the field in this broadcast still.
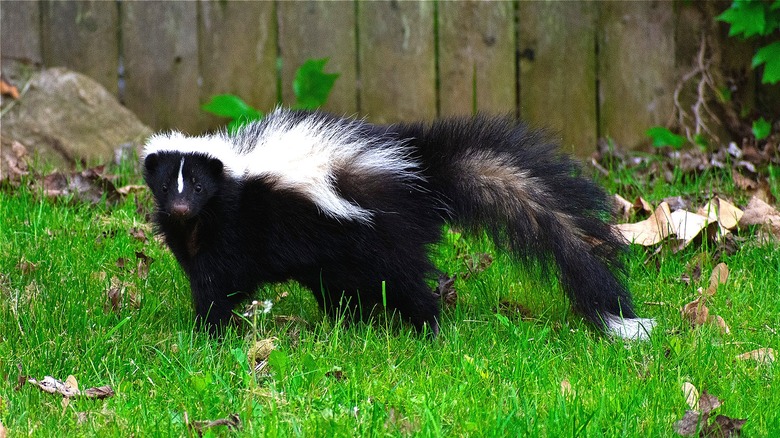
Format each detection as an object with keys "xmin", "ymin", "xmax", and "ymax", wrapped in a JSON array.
[{"xmin": 1, "ymin": 163, "xmax": 778, "ymax": 437}]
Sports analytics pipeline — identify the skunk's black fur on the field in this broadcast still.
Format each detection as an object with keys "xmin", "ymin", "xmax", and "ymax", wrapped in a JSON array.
[{"xmin": 142, "ymin": 109, "xmax": 654, "ymax": 339}]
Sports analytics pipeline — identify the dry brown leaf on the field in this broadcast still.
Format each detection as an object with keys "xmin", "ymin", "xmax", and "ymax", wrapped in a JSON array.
[
  {"xmin": 61, "ymin": 375, "xmax": 78, "ymax": 410},
  {"xmin": 669, "ymin": 209, "xmax": 713, "ymax": 248},
  {"xmin": 682, "ymin": 295, "xmax": 710, "ymax": 327},
  {"xmin": 732, "ymin": 171, "xmax": 757, "ymax": 191},
  {"xmin": 681, "ymin": 381, "xmax": 700, "ymax": 411},
  {"xmin": 560, "ymin": 379, "xmax": 574, "ymax": 398},
  {"xmin": 0, "ymin": 78, "xmax": 20, "ymax": 99},
  {"xmin": 248, "ymin": 337, "xmax": 277, "ymax": 374},
  {"xmin": 698, "ymin": 391, "xmax": 722, "ymax": 415},
  {"xmin": 190, "ymin": 414, "xmax": 241, "ymax": 434},
  {"xmin": 82, "ymin": 386, "xmax": 115, "ymax": 399},
  {"xmin": 701, "ymin": 415, "xmax": 747, "ymax": 437},
  {"xmin": 434, "ymin": 274, "xmax": 458, "ymax": 307},
  {"xmin": 674, "ymin": 410, "xmax": 701, "ymax": 436},
  {"xmin": 706, "ymin": 263, "xmax": 729, "ymax": 296},
  {"xmin": 116, "ymin": 184, "xmax": 147, "ymax": 196},
  {"xmin": 614, "ymin": 194, "xmax": 633, "ymax": 221},
  {"xmin": 634, "ymin": 197, "xmax": 654, "ymax": 214},
  {"xmin": 712, "ymin": 315, "xmax": 730, "ymax": 335},
  {"xmin": 25, "ymin": 375, "xmax": 115, "ymax": 400},
  {"xmin": 615, "ymin": 202, "xmax": 673, "ymax": 246},
  {"xmin": 736, "ymin": 348, "xmax": 776, "ymax": 364},
  {"xmin": 739, "ymin": 196, "xmax": 780, "ymax": 238}
]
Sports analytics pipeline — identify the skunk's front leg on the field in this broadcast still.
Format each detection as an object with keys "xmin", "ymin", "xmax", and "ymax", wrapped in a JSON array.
[{"xmin": 190, "ymin": 273, "xmax": 244, "ymax": 335}]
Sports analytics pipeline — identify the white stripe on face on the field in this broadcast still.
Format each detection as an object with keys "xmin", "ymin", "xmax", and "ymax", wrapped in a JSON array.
[{"xmin": 177, "ymin": 158, "xmax": 185, "ymax": 193}]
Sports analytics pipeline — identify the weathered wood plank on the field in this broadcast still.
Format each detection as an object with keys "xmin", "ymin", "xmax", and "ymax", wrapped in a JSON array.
[
  {"xmin": 598, "ymin": 0, "xmax": 676, "ymax": 149},
  {"xmin": 358, "ymin": 0, "xmax": 436, "ymax": 123},
  {"xmin": 0, "ymin": 1, "xmax": 43, "ymax": 65},
  {"xmin": 41, "ymin": 0, "xmax": 119, "ymax": 95},
  {"xmin": 518, "ymin": 1, "xmax": 597, "ymax": 156},
  {"xmin": 278, "ymin": 0, "xmax": 357, "ymax": 114},
  {"xmin": 121, "ymin": 0, "xmax": 200, "ymax": 133},
  {"xmin": 438, "ymin": 1, "xmax": 515, "ymax": 116},
  {"xmin": 199, "ymin": 0, "xmax": 277, "ymax": 130}
]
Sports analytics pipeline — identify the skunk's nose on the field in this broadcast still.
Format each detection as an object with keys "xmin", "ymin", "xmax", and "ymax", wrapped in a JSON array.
[{"xmin": 171, "ymin": 202, "xmax": 191, "ymax": 218}]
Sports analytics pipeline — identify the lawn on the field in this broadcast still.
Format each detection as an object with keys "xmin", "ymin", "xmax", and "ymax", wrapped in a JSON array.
[{"xmin": 0, "ymin": 158, "xmax": 778, "ymax": 437}]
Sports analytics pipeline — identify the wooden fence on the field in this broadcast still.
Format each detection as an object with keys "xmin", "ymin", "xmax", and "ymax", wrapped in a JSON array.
[{"xmin": 0, "ymin": 0, "xmax": 769, "ymax": 155}]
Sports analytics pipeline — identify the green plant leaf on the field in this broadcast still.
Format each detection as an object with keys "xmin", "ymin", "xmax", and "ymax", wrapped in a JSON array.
[
  {"xmin": 752, "ymin": 41, "xmax": 780, "ymax": 84},
  {"xmin": 202, "ymin": 94, "xmax": 262, "ymax": 120},
  {"xmin": 293, "ymin": 58, "xmax": 339, "ymax": 110},
  {"xmin": 646, "ymin": 126, "xmax": 686, "ymax": 149},
  {"xmin": 752, "ymin": 117, "xmax": 772, "ymax": 140},
  {"xmin": 717, "ymin": 0, "xmax": 768, "ymax": 37}
]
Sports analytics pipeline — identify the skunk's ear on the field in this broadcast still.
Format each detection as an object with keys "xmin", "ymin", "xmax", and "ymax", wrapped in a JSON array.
[
  {"xmin": 144, "ymin": 153, "xmax": 159, "ymax": 173},
  {"xmin": 208, "ymin": 157, "xmax": 224, "ymax": 176}
]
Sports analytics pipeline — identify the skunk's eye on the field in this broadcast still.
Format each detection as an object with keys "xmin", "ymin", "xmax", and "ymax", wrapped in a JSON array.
[
  {"xmin": 194, "ymin": 184, "xmax": 202, "ymax": 193},
  {"xmin": 161, "ymin": 184, "xmax": 168, "ymax": 193}
]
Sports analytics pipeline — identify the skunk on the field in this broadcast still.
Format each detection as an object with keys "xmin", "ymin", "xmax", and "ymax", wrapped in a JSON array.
[{"xmin": 142, "ymin": 108, "xmax": 655, "ymax": 340}]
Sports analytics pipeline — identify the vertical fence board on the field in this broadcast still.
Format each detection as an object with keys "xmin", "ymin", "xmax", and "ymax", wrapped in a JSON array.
[
  {"xmin": 122, "ymin": 0, "xmax": 200, "ymax": 133},
  {"xmin": 358, "ymin": 1, "xmax": 436, "ymax": 123},
  {"xmin": 278, "ymin": 1, "xmax": 357, "ymax": 114},
  {"xmin": 199, "ymin": 0, "xmax": 277, "ymax": 130},
  {"xmin": 598, "ymin": 1, "xmax": 676, "ymax": 149},
  {"xmin": 438, "ymin": 1, "xmax": 515, "ymax": 116},
  {"xmin": 41, "ymin": 0, "xmax": 118, "ymax": 95},
  {"xmin": 0, "ymin": 1, "xmax": 42, "ymax": 66},
  {"xmin": 518, "ymin": 1, "xmax": 597, "ymax": 156}
]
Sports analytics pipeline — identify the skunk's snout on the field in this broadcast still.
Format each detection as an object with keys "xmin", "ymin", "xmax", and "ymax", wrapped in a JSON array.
[{"xmin": 170, "ymin": 201, "xmax": 191, "ymax": 218}]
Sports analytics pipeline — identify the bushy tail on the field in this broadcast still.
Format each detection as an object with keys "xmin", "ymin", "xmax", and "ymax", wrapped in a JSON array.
[{"xmin": 398, "ymin": 115, "xmax": 655, "ymax": 340}]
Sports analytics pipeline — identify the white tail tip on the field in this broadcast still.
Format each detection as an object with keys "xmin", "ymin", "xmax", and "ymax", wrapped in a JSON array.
[{"xmin": 604, "ymin": 314, "xmax": 656, "ymax": 341}]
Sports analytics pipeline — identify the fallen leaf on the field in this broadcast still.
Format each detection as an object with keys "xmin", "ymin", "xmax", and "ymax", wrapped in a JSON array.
[
  {"xmin": 40, "ymin": 167, "xmax": 121, "ymax": 205},
  {"xmin": 736, "ymin": 348, "xmax": 775, "ymax": 364},
  {"xmin": 712, "ymin": 315, "xmax": 730, "ymax": 335},
  {"xmin": 82, "ymin": 386, "xmax": 115, "ymax": 399},
  {"xmin": 116, "ymin": 184, "xmax": 147, "ymax": 196},
  {"xmin": 634, "ymin": 197, "xmax": 654, "ymax": 215},
  {"xmin": 325, "ymin": 369, "xmax": 346, "ymax": 381},
  {"xmin": 615, "ymin": 202, "xmax": 673, "ymax": 246},
  {"xmin": 464, "ymin": 252, "xmax": 493, "ymax": 275},
  {"xmin": 732, "ymin": 171, "xmax": 757, "ymax": 191},
  {"xmin": 739, "ymin": 196, "xmax": 780, "ymax": 239},
  {"xmin": 706, "ymin": 263, "xmax": 729, "ymax": 296},
  {"xmin": 61, "ymin": 375, "xmax": 78, "ymax": 410},
  {"xmin": 27, "ymin": 376, "xmax": 80, "ymax": 397},
  {"xmin": 16, "ymin": 258, "xmax": 38, "ymax": 274},
  {"xmin": 674, "ymin": 410, "xmax": 702, "ymax": 436},
  {"xmin": 560, "ymin": 379, "xmax": 574, "ymax": 398},
  {"xmin": 701, "ymin": 415, "xmax": 747, "ymax": 437},
  {"xmin": 190, "ymin": 414, "xmax": 241, "ymax": 435},
  {"xmin": 682, "ymin": 295, "xmax": 710, "ymax": 327},
  {"xmin": 682, "ymin": 381, "xmax": 700, "ymax": 411},
  {"xmin": 669, "ymin": 209, "xmax": 714, "ymax": 248},
  {"xmin": 614, "ymin": 194, "xmax": 633, "ymax": 221},
  {"xmin": 135, "ymin": 251, "xmax": 153, "ymax": 279},
  {"xmin": 129, "ymin": 227, "xmax": 148, "ymax": 243},
  {"xmin": 701, "ymin": 415, "xmax": 747, "ymax": 438},
  {"xmin": 698, "ymin": 391, "xmax": 722, "ymax": 415},
  {"xmin": 25, "ymin": 375, "xmax": 115, "ymax": 400},
  {"xmin": 0, "ymin": 78, "xmax": 20, "ymax": 99},
  {"xmin": 105, "ymin": 278, "xmax": 123, "ymax": 314},
  {"xmin": 434, "ymin": 274, "xmax": 458, "ymax": 307},
  {"xmin": 248, "ymin": 338, "xmax": 277, "ymax": 374}
]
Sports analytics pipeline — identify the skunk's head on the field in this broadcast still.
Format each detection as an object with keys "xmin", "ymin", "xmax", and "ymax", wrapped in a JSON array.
[{"xmin": 143, "ymin": 152, "xmax": 224, "ymax": 221}]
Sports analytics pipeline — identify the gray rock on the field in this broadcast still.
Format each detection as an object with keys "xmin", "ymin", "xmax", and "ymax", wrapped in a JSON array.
[{"xmin": 1, "ymin": 66, "xmax": 151, "ymax": 169}]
